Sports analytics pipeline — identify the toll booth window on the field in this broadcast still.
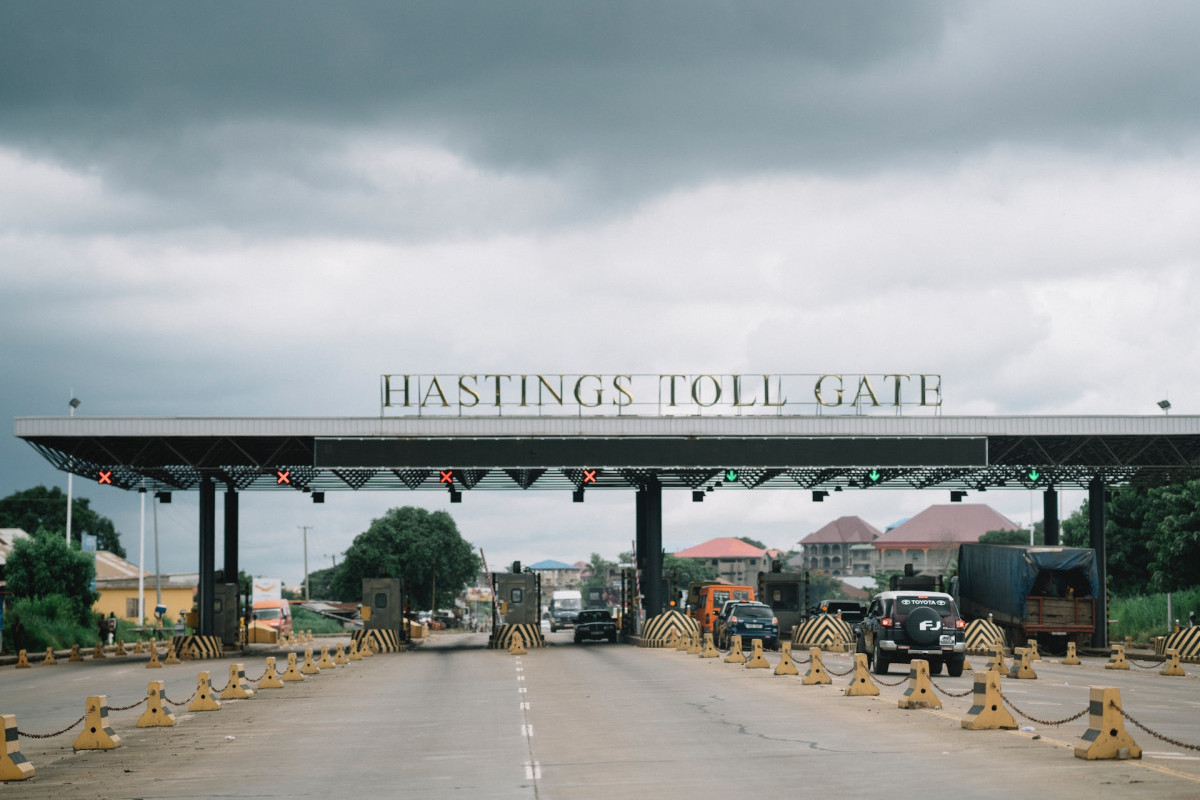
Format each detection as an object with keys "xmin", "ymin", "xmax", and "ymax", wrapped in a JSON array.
[
  {"xmin": 374, "ymin": 593, "xmax": 388, "ymax": 608},
  {"xmin": 213, "ymin": 599, "xmax": 223, "ymax": 613},
  {"xmin": 769, "ymin": 585, "xmax": 800, "ymax": 611},
  {"xmin": 510, "ymin": 588, "xmax": 523, "ymax": 604}
]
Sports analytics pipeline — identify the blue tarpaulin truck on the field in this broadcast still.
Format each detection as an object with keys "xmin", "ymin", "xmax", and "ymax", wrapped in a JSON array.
[{"xmin": 953, "ymin": 543, "xmax": 1099, "ymax": 651}]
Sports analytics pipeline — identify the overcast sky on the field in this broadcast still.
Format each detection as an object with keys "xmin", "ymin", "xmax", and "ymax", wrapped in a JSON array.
[{"xmin": 3, "ymin": 2, "xmax": 1199, "ymax": 589}]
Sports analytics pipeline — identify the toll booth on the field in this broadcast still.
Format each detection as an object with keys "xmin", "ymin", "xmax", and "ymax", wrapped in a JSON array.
[
  {"xmin": 362, "ymin": 577, "xmax": 405, "ymax": 634},
  {"xmin": 493, "ymin": 566, "xmax": 540, "ymax": 626},
  {"xmin": 758, "ymin": 567, "xmax": 808, "ymax": 640},
  {"xmin": 213, "ymin": 582, "xmax": 239, "ymax": 646}
]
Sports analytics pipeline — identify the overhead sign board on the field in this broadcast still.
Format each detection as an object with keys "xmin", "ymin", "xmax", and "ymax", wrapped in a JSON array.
[{"xmin": 381, "ymin": 373, "xmax": 943, "ymax": 417}]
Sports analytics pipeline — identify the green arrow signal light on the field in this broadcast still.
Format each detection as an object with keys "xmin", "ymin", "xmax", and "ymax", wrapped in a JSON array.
[
  {"xmin": 1027, "ymin": 469, "xmax": 1041, "ymax": 482},
  {"xmin": 724, "ymin": 469, "xmax": 739, "ymax": 483},
  {"xmin": 867, "ymin": 469, "xmax": 882, "ymax": 483}
]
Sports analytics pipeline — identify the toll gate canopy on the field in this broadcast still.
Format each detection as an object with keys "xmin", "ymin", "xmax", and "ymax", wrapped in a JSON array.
[{"xmin": 14, "ymin": 414, "xmax": 1200, "ymax": 643}]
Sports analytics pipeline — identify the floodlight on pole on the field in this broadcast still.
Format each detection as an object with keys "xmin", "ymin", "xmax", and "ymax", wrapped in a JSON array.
[{"xmin": 1158, "ymin": 399, "xmax": 1171, "ymax": 414}]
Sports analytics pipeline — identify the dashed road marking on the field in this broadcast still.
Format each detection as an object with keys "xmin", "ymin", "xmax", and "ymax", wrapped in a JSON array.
[
  {"xmin": 524, "ymin": 761, "xmax": 542, "ymax": 779},
  {"xmin": 520, "ymin": 702, "xmax": 530, "ymax": 710},
  {"xmin": 521, "ymin": 724, "xmax": 533, "ymax": 737}
]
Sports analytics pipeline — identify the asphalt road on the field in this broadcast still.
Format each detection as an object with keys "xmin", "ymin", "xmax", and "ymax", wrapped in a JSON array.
[{"xmin": 2, "ymin": 633, "xmax": 1198, "ymax": 798}]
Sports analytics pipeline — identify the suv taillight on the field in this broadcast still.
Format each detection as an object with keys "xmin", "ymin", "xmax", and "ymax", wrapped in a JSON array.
[
  {"xmin": 955, "ymin": 619, "xmax": 966, "ymax": 630},
  {"xmin": 729, "ymin": 616, "xmax": 738, "ymax": 624},
  {"xmin": 772, "ymin": 617, "xmax": 778, "ymax": 625},
  {"xmin": 880, "ymin": 617, "xmax": 893, "ymax": 628}
]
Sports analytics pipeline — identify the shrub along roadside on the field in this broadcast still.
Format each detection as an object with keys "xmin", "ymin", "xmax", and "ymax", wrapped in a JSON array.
[
  {"xmin": 291, "ymin": 605, "xmax": 350, "ymax": 635},
  {"xmin": 1108, "ymin": 586, "xmax": 1200, "ymax": 643},
  {"xmin": 6, "ymin": 594, "xmax": 100, "ymax": 652}
]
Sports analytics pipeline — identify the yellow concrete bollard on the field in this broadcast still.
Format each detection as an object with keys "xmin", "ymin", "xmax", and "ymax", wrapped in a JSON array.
[
  {"xmin": 306, "ymin": 630, "xmax": 314, "ymax": 643},
  {"xmin": 72, "ymin": 695, "xmax": 122, "ymax": 750},
  {"xmin": 1063, "ymin": 641, "xmax": 1081, "ymax": 665},
  {"xmin": 509, "ymin": 631, "xmax": 527, "ymax": 655},
  {"xmin": 334, "ymin": 643, "xmax": 349, "ymax": 666},
  {"xmin": 15, "ymin": 649, "xmax": 31, "ymax": 669},
  {"xmin": 137, "ymin": 681, "xmax": 176, "ymax": 728},
  {"xmin": 1160, "ymin": 649, "xmax": 1186, "ymax": 677},
  {"xmin": 699, "ymin": 633, "xmax": 720, "ymax": 658},
  {"xmin": 115, "ymin": 640, "xmax": 128, "ymax": 657},
  {"xmin": 1074, "ymin": 687, "xmax": 1142, "ymax": 760},
  {"xmin": 687, "ymin": 633, "xmax": 702, "ymax": 655},
  {"xmin": 317, "ymin": 645, "xmax": 336, "ymax": 670},
  {"xmin": 724, "ymin": 635, "xmax": 747, "ymax": 664},
  {"xmin": 347, "ymin": 639, "xmax": 363, "ymax": 661},
  {"xmin": 221, "ymin": 664, "xmax": 255, "ymax": 700},
  {"xmin": 188, "ymin": 672, "xmax": 222, "ymax": 712},
  {"xmin": 1026, "ymin": 639, "xmax": 1041, "ymax": 661},
  {"xmin": 962, "ymin": 656, "xmax": 972, "ymax": 672},
  {"xmin": 69, "ymin": 644, "xmax": 82, "ymax": 662},
  {"xmin": 146, "ymin": 643, "xmax": 163, "ymax": 668},
  {"xmin": 674, "ymin": 631, "xmax": 690, "ymax": 651},
  {"xmin": 93, "ymin": 642, "xmax": 106, "ymax": 660},
  {"xmin": 898, "ymin": 659, "xmax": 942, "ymax": 709},
  {"xmin": 134, "ymin": 640, "xmax": 145, "ymax": 654},
  {"xmin": 844, "ymin": 653, "xmax": 880, "ymax": 697},
  {"xmin": 0, "ymin": 714, "xmax": 35, "ymax": 781},
  {"xmin": 744, "ymin": 639, "xmax": 771, "ymax": 669},
  {"xmin": 1105, "ymin": 644, "xmax": 1131, "ymax": 670},
  {"xmin": 802, "ymin": 648, "xmax": 831, "ymax": 686},
  {"xmin": 258, "ymin": 657, "xmax": 286, "ymax": 689},
  {"xmin": 774, "ymin": 641, "xmax": 800, "ymax": 676},
  {"xmin": 665, "ymin": 631, "xmax": 681, "ymax": 648},
  {"xmin": 1008, "ymin": 647, "xmax": 1037, "ymax": 680},
  {"xmin": 300, "ymin": 648, "xmax": 321, "ymax": 674},
  {"xmin": 987, "ymin": 646, "xmax": 1007, "ymax": 675},
  {"xmin": 360, "ymin": 637, "xmax": 375, "ymax": 658},
  {"xmin": 42, "ymin": 647, "xmax": 57, "ymax": 666},
  {"xmin": 279, "ymin": 652, "xmax": 306, "ymax": 679},
  {"xmin": 961, "ymin": 670, "xmax": 1016, "ymax": 730}
]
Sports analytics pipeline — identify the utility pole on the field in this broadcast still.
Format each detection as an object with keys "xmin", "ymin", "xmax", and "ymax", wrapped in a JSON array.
[{"xmin": 299, "ymin": 526, "xmax": 312, "ymax": 602}]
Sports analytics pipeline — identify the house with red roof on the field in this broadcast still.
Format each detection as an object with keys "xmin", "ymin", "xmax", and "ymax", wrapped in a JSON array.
[
  {"xmin": 797, "ymin": 516, "xmax": 883, "ymax": 577},
  {"xmin": 871, "ymin": 504, "xmax": 1020, "ymax": 574},
  {"xmin": 673, "ymin": 537, "xmax": 771, "ymax": 585}
]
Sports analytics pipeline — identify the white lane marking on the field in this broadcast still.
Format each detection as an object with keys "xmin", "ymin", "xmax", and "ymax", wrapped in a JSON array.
[
  {"xmin": 520, "ymin": 702, "xmax": 530, "ymax": 710},
  {"xmin": 518, "ymin": 687, "xmax": 527, "ymax": 694},
  {"xmin": 515, "ymin": 666, "xmax": 523, "ymax": 672},
  {"xmin": 521, "ymin": 724, "xmax": 533, "ymax": 737},
  {"xmin": 524, "ymin": 762, "xmax": 542, "ymax": 779},
  {"xmin": 1145, "ymin": 752, "xmax": 1200, "ymax": 761},
  {"xmin": 517, "ymin": 675, "xmax": 525, "ymax": 681}
]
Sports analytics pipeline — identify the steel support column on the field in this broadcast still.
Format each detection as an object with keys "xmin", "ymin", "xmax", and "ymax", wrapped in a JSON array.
[
  {"xmin": 223, "ymin": 488, "xmax": 239, "ymax": 581},
  {"xmin": 1088, "ymin": 477, "xmax": 1107, "ymax": 649},
  {"xmin": 637, "ymin": 477, "xmax": 663, "ymax": 619},
  {"xmin": 198, "ymin": 475, "xmax": 216, "ymax": 637},
  {"xmin": 1043, "ymin": 487, "xmax": 1059, "ymax": 546}
]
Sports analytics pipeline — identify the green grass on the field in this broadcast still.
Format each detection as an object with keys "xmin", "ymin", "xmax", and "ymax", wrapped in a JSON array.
[
  {"xmin": 291, "ymin": 606, "xmax": 350, "ymax": 635},
  {"xmin": 1109, "ymin": 587, "xmax": 1200, "ymax": 643}
]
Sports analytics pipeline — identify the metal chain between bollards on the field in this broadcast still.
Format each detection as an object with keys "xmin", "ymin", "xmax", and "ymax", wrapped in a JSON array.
[
  {"xmin": 874, "ymin": 674, "xmax": 909, "ymax": 686},
  {"xmin": 1113, "ymin": 702, "xmax": 1200, "ymax": 751},
  {"xmin": 108, "ymin": 696, "xmax": 149, "ymax": 711},
  {"xmin": 792, "ymin": 653, "xmax": 812, "ymax": 664},
  {"xmin": 245, "ymin": 668, "xmax": 268, "ymax": 683},
  {"xmin": 930, "ymin": 680, "xmax": 974, "ymax": 698},
  {"xmin": 1127, "ymin": 657, "xmax": 1161, "ymax": 670},
  {"xmin": 165, "ymin": 689, "xmax": 199, "ymax": 707},
  {"xmin": 17, "ymin": 714, "xmax": 87, "ymax": 739},
  {"xmin": 998, "ymin": 689, "xmax": 1089, "ymax": 726},
  {"xmin": 824, "ymin": 662, "xmax": 856, "ymax": 677}
]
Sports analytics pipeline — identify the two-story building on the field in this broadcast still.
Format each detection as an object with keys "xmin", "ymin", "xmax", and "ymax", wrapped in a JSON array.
[
  {"xmin": 673, "ymin": 537, "xmax": 771, "ymax": 585},
  {"xmin": 797, "ymin": 516, "xmax": 882, "ymax": 576}
]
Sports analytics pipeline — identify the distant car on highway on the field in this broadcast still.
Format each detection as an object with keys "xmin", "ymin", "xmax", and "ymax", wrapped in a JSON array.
[
  {"xmin": 573, "ymin": 609, "xmax": 618, "ymax": 644},
  {"xmin": 810, "ymin": 599, "xmax": 866, "ymax": 624},
  {"xmin": 857, "ymin": 591, "xmax": 966, "ymax": 677},
  {"xmin": 716, "ymin": 601, "xmax": 778, "ymax": 650}
]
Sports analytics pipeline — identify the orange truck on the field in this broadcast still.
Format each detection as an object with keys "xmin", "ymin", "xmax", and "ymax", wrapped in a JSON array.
[{"xmin": 687, "ymin": 582, "xmax": 756, "ymax": 634}]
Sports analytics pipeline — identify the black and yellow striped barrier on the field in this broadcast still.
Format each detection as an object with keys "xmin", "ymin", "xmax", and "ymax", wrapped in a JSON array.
[
  {"xmin": 792, "ymin": 615, "xmax": 854, "ymax": 652},
  {"xmin": 490, "ymin": 624, "xmax": 543, "ymax": 650},
  {"xmin": 353, "ymin": 628, "xmax": 403, "ymax": 653},
  {"xmin": 964, "ymin": 619, "xmax": 1006, "ymax": 655},
  {"xmin": 1161, "ymin": 627, "xmax": 1200, "ymax": 663},
  {"xmin": 639, "ymin": 610, "xmax": 697, "ymax": 647}
]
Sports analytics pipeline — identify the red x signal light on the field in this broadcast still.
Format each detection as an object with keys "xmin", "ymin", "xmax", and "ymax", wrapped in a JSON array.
[
  {"xmin": 583, "ymin": 469, "xmax": 597, "ymax": 484},
  {"xmin": 97, "ymin": 470, "xmax": 113, "ymax": 485},
  {"xmin": 276, "ymin": 470, "xmax": 291, "ymax": 484},
  {"xmin": 440, "ymin": 470, "xmax": 454, "ymax": 484}
]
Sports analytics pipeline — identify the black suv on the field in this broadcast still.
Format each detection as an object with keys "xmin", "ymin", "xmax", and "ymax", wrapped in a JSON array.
[
  {"xmin": 857, "ymin": 591, "xmax": 966, "ymax": 677},
  {"xmin": 573, "ymin": 609, "xmax": 618, "ymax": 644}
]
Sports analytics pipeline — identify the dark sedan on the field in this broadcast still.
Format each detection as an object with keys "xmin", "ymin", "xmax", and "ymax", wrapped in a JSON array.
[
  {"xmin": 723, "ymin": 602, "xmax": 779, "ymax": 650},
  {"xmin": 574, "ymin": 609, "xmax": 618, "ymax": 643}
]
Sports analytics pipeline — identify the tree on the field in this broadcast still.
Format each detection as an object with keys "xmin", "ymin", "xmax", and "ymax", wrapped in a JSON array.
[
  {"xmin": 331, "ymin": 507, "xmax": 480, "ymax": 610},
  {"xmin": 663, "ymin": 554, "xmax": 718, "ymax": 589},
  {"xmin": 737, "ymin": 536, "xmax": 767, "ymax": 550},
  {"xmin": 1061, "ymin": 485, "xmax": 1154, "ymax": 595},
  {"xmin": 0, "ymin": 485, "xmax": 125, "ymax": 558},
  {"xmin": 305, "ymin": 565, "xmax": 339, "ymax": 600},
  {"xmin": 581, "ymin": 553, "xmax": 617, "ymax": 591},
  {"xmin": 5, "ymin": 527, "xmax": 99, "ymax": 624},
  {"xmin": 979, "ymin": 528, "xmax": 1042, "ymax": 546},
  {"xmin": 1143, "ymin": 481, "xmax": 1200, "ymax": 592}
]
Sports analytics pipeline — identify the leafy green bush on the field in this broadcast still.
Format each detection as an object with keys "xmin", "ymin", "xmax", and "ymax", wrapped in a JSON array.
[
  {"xmin": 7, "ymin": 594, "xmax": 99, "ymax": 652},
  {"xmin": 291, "ymin": 606, "xmax": 349, "ymax": 635},
  {"xmin": 1109, "ymin": 586, "xmax": 1200, "ymax": 642}
]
